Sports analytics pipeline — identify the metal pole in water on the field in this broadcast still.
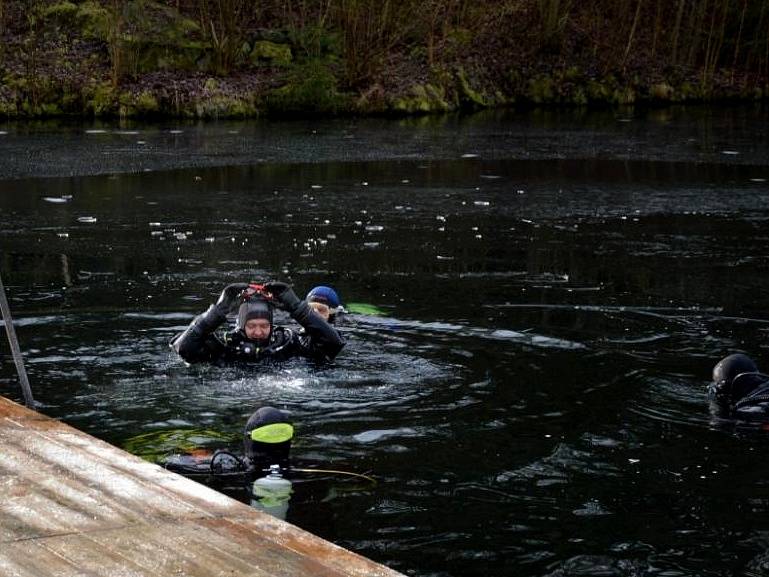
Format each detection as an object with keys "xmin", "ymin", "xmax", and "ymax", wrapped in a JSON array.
[{"xmin": 0, "ymin": 270, "xmax": 35, "ymax": 408}]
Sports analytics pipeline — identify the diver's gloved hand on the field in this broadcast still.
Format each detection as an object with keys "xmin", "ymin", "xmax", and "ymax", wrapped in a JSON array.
[
  {"xmin": 264, "ymin": 281, "xmax": 301, "ymax": 313},
  {"xmin": 215, "ymin": 283, "xmax": 250, "ymax": 315}
]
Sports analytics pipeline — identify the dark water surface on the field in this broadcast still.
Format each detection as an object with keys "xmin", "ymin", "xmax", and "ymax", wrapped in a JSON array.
[{"xmin": 2, "ymin": 107, "xmax": 769, "ymax": 577}]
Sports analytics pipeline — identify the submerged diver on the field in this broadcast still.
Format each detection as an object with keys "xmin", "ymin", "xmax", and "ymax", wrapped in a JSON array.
[
  {"xmin": 708, "ymin": 353, "xmax": 769, "ymax": 420},
  {"xmin": 163, "ymin": 406, "xmax": 295, "ymax": 518},
  {"xmin": 170, "ymin": 281, "xmax": 344, "ymax": 364}
]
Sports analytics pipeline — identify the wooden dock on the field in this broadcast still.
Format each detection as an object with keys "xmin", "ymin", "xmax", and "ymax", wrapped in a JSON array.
[{"xmin": 0, "ymin": 396, "xmax": 403, "ymax": 577}]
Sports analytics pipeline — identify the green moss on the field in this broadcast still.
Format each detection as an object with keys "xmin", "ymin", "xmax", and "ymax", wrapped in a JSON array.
[
  {"xmin": 193, "ymin": 95, "xmax": 258, "ymax": 119},
  {"xmin": 572, "ymin": 85, "xmax": 588, "ymax": 105},
  {"xmin": 136, "ymin": 91, "xmax": 159, "ymax": 113},
  {"xmin": 42, "ymin": 1, "xmax": 79, "ymax": 19},
  {"xmin": 85, "ymin": 82, "xmax": 118, "ymax": 116},
  {"xmin": 456, "ymin": 69, "xmax": 487, "ymax": 109},
  {"xmin": 76, "ymin": 0, "xmax": 109, "ymax": 40},
  {"xmin": 266, "ymin": 61, "xmax": 347, "ymax": 114},
  {"xmin": 612, "ymin": 86, "xmax": 636, "ymax": 104},
  {"xmin": 587, "ymin": 79, "xmax": 613, "ymax": 103},
  {"xmin": 250, "ymin": 41, "xmax": 292, "ymax": 66},
  {"xmin": 528, "ymin": 74, "xmax": 555, "ymax": 103},
  {"xmin": 392, "ymin": 83, "xmax": 451, "ymax": 114}
]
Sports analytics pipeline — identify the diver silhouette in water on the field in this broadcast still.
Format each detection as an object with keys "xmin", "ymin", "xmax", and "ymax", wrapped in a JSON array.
[
  {"xmin": 162, "ymin": 406, "xmax": 295, "ymax": 518},
  {"xmin": 170, "ymin": 281, "xmax": 344, "ymax": 365},
  {"xmin": 709, "ymin": 353, "xmax": 769, "ymax": 420}
]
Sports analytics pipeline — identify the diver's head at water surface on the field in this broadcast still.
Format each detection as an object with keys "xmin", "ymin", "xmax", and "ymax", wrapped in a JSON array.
[
  {"xmin": 306, "ymin": 285, "xmax": 341, "ymax": 322},
  {"xmin": 244, "ymin": 406, "xmax": 293, "ymax": 469},
  {"xmin": 236, "ymin": 297, "xmax": 273, "ymax": 343},
  {"xmin": 710, "ymin": 353, "xmax": 764, "ymax": 411}
]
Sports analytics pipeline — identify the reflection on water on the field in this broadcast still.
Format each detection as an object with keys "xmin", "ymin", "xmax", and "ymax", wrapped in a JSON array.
[{"xmin": 2, "ymin": 107, "xmax": 769, "ymax": 577}]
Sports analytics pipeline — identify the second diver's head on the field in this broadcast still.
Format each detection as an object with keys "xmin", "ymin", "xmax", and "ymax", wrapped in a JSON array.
[
  {"xmin": 306, "ymin": 285, "xmax": 341, "ymax": 322},
  {"xmin": 244, "ymin": 406, "xmax": 293, "ymax": 471},
  {"xmin": 711, "ymin": 353, "xmax": 760, "ymax": 406},
  {"xmin": 237, "ymin": 297, "xmax": 273, "ymax": 344}
]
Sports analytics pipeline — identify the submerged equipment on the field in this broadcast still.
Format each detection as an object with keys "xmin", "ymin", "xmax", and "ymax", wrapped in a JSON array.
[{"xmin": 251, "ymin": 464, "xmax": 293, "ymax": 520}]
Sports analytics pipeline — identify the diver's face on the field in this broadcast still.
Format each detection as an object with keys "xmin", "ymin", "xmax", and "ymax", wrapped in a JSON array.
[
  {"xmin": 244, "ymin": 318, "xmax": 271, "ymax": 341},
  {"xmin": 309, "ymin": 302, "xmax": 331, "ymax": 321}
]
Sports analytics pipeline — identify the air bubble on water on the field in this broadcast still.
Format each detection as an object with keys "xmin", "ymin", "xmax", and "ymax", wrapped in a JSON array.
[
  {"xmin": 365, "ymin": 225, "xmax": 384, "ymax": 232},
  {"xmin": 721, "ymin": 150, "xmax": 740, "ymax": 155},
  {"xmin": 362, "ymin": 182, "xmax": 369, "ymax": 186},
  {"xmin": 474, "ymin": 200, "xmax": 490, "ymax": 206},
  {"xmin": 517, "ymin": 189, "xmax": 525, "ymax": 194},
  {"xmin": 360, "ymin": 209, "xmax": 368, "ymax": 214},
  {"xmin": 436, "ymin": 215, "xmax": 446, "ymax": 222},
  {"xmin": 0, "ymin": 131, "xmax": 8, "ymax": 135},
  {"xmin": 461, "ymin": 153, "xmax": 479, "ymax": 158},
  {"xmin": 77, "ymin": 216, "xmax": 97, "ymax": 223},
  {"xmin": 480, "ymin": 175, "xmax": 501, "ymax": 180},
  {"xmin": 43, "ymin": 197, "xmax": 70, "ymax": 204},
  {"xmin": 311, "ymin": 184, "xmax": 323, "ymax": 189},
  {"xmin": 149, "ymin": 222, "xmax": 161, "ymax": 227},
  {"xmin": 475, "ymin": 234, "xmax": 482, "ymax": 239},
  {"xmin": 137, "ymin": 140, "xmax": 147, "ymax": 145},
  {"xmin": 395, "ymin": 205, "xmax": 404, "ymax": 210},
  {"xmin": 150, "ymin": 231, "xmax": 163, "ymax": 237},
  {"xmin": 471, "ymin": 227, "xmax": 479, "ymax": 231},
  {"xmin": 174, "ymin": 233, "xmax": 187, "ymax": 240},
  {"xmin": 363, "ymin": 242, "xmax": 380, "ymax": 248},
  {"xmin": 85, "ymin": 129, "xmax": 107, "ymax": 134},
  {"xmin": 230, "ymin": 237, "xmax": 236, "ymax": 242},
  {"xmin": 324, "ymin": 219, "xmax": 330, "ymax": 224},
  {"xmin": 438, "ymin": 227, "xmax": 445, "ymax": 232},
  {"xmin": 750, "ymin": 178, "xmax": 766, "ymax": 182},
  {"xmin": 169, "ymin": 129, "xmax": 183, "ymax": 134},
  {"xmin": 354, "ymin": 221, "xmax": 363, "ymax": 226},
  {"xmin": 327, "ymin": 234, "xmax": 336, "ymax": 239},
  {"xmin": 401, "ymin": 179, "xmax": 410, "ymax": 184},
  {"xmin": 436, "ymin": 255, "xmax": 453, "ymax": 260},
  {"xmin": 57, "ymin": 232, "xmax": 69, "ymax": 238}
]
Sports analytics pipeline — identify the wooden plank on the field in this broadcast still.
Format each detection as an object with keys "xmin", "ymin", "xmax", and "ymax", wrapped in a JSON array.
[{"xmin": 0, "ymin": 396, "xmax": 404, "ymax": 577}]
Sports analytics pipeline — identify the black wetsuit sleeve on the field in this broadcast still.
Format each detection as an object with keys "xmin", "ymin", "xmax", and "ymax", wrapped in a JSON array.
[
  {"xmin": 289, "ymin": 301, "xmax": 345, "ymax": 361},
  {"xmin": 170, "ymin": 305, "xmax": 227, "ymax": 364}
]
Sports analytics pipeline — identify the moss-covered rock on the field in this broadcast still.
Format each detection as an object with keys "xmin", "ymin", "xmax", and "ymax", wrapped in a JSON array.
[
  {"xmin": 265, "ymin": 61, "xmax": 348, "ymax": 114},
  {"xmin": 392, "ymin": 83, "xmax": 452, "ymax": 114},
  {"xmin": 250, "ymin": 41, "xmax": 292, "ymax": 66}
]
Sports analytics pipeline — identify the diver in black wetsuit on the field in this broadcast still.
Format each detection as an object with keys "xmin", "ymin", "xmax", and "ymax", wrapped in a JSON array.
[
  {"xmin": 709, "ymin": 353, "xmax": 769, "ymax": 420},
  {"xmin": 170, "ymin": 281, "xmax": 344, "ymax": 365},
  {"xmin": 162, "ymin": 406, "xmax": 293, "ymax": 481}
]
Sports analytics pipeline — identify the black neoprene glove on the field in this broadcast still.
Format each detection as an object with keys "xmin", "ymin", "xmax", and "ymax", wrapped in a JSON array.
[
  {"xmin": 215, "ymin": 283, "xmax": 249, "ymax": 316},
  {"xmin": 264, "ymin": 281, "xmax": 301, "ymax": 312}
]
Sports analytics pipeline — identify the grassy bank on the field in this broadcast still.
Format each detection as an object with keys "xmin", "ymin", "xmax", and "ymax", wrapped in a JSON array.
[{"xmin": 0, "ymin": 0, "xmax": 767, "ymax": 119}]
